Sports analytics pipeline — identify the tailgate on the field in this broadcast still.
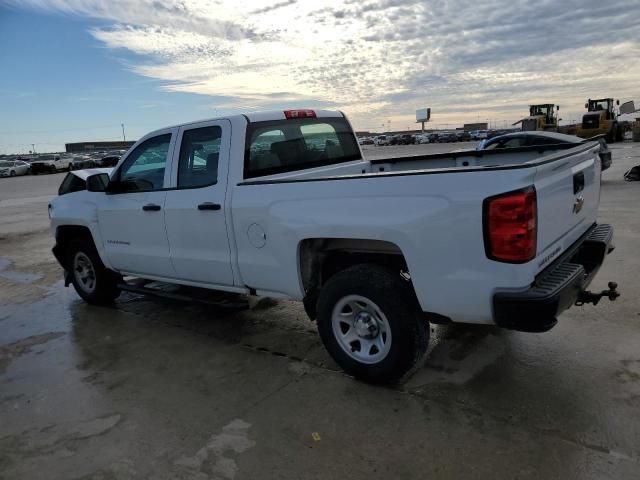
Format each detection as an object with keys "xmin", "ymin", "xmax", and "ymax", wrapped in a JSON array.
[{"xmin": 533, "ymin": 142, "xmax": 601, "ymax": 273}]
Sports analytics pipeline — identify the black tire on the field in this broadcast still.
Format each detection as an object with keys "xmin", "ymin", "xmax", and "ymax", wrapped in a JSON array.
[
  {"xmin": 9, "ymin": 170, "xmax": 15, "ymax": 177},
  {"xmin": 66, "ymin": 238, "xmax": 121, "ymax": 304},
  {"xmin": 606, "ymin": 125, "xmax": 616, "ymax": 144},
  {"xmin": 316, "ymin": 264, "xmax": 428, "ymax": 384},
  {"xmin": 49, "ymin": 166, "xmax": 57, "ymax": 174}
]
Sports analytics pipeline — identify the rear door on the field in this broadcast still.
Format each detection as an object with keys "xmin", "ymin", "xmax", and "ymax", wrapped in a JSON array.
[
  {"xmin": 97, "ymin": 129, "xmax": 177, "ymax": 277},
  {"xmin": 533, "ymin": 142, "xmax": 601, "ymax": 271},
  {"xmin": 163, "ymin": 120, "xmax": 235, "ymax": 286}
]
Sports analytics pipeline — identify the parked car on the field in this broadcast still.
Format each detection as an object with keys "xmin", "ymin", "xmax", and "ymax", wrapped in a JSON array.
[
  {"xmin": 50, "ymin": 109, "xmax": 617, "ymax": 384},
  {"xmin": 0, "ymin": 159, "xmax": 31, "ymax": 177},
  {"xmin": 94, "ymin": 155, "xmax": 120, "ymax": 167},
  {"xmin": 71, "ymin": 156, "xmax": 96, "ymax": 170},
  {"xmin": 476, "ymin": 131, "xmax": 612, "ymax": 170},
  {"xmin": 427, "ymin": 133, "xmax": 439, "ymax": 143},
  {"xmin": 387, "ymin": 135, "xmax": 401, "ymax": 146},
  {"xmin": 361, "ymin": 137, "xmax": 374, "ymax": 145},
  {"xmin": 414, "ymin": 134, "xmax": 430, "ymax": 144},
  {"xmin": 374, "ymin": 135, "xmax": 389, "ymax": 146},
  {"xmin": 30, "ymin": 154, "xmax": 73, "ymax": 174},
  {"xmin": 456, "ymin": 131, "xmax": 472, "ymax": 142},
  {"xmin": 397, "ymin": 134, "xmax": 416, "ymax": 145},
  {"xmin": 437, "ymin": 132, "xmax": 457, "ymax": 143}
]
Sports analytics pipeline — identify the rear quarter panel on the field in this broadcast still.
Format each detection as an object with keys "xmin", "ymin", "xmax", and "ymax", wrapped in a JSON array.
[{"xmin": 231, "ymin": 167, "xmax": 541, "ymax": 324}]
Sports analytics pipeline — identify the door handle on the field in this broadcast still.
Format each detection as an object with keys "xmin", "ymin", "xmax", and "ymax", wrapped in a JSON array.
[
  {"xmin": 197, "ymin": 202, "xmax": 222, "ymax": 211},
  {"xmin": 142, "ymin": 204, "xmax": 161, "ymax": 211}
]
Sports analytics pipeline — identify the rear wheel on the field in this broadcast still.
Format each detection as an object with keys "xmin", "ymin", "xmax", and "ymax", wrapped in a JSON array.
[
  {"xmin": 67, "ymin": 238, "xmax": 121, "ymax": 304},
  {"xmin": 316, "ymin": 264, "xmax": 428, "ymax": 384},
  {"xmin": 49, "ymin": 166, "xmax": 57, "ymax": 174},
  {"xmin": 9, "ymin": 170, "xmax": 15, "ymax": 177}
]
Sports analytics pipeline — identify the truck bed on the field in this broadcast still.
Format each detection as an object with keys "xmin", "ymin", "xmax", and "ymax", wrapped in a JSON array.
[{"xmin": 234, "ymin": 140, "xmax": 602, "ymax": 324}]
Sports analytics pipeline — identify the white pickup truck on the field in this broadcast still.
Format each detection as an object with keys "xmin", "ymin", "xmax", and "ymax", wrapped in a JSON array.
[
  {"xmin": 49, "ymin": 109, "xmax": 618, "ymax": 383},
  {"xmin": 31, "ymin": 154, "xmax": 73, "ymax": 174}
]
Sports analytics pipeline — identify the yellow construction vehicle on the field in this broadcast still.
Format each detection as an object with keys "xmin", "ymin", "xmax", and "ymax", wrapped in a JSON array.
[
  {"xmin": 513, "ymin": 104, "xmax": 559, "ymax": 131},
  {"xmin": 576, "ymin": 98, "xmax": 623, "ymax": 143}
]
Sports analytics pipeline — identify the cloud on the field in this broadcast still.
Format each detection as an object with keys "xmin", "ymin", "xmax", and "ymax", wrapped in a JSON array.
[{"xmin": 4, "ymin": 0, "xmax": 640, "ymax": 129}]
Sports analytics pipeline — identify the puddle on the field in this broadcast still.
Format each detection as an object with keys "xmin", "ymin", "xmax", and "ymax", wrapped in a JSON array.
[{"xmin": 0, "ymin": 257, "xmax": 43, "ymax": 284}]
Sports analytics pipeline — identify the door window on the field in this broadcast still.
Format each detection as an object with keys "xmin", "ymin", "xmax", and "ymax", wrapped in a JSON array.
[
  {"xmin": 177, "ymin": 126, "xmax": 222, "ymax": 189},
  {"xmin": 116, "ymin": 134, "xmax": 171, "ymax": 192}
]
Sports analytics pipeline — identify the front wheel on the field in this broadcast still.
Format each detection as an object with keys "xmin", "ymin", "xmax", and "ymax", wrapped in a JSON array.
[
  {"xmin": 67, "ymin": 238, "xmax": 121, "ymax": 304},
  {"xmin": 9, "ymin": 170, "xmax": 15, "ymax": 177},
  {"xmin": 316, "ymin": 264, "xmax": 428, "ymax": 384}
]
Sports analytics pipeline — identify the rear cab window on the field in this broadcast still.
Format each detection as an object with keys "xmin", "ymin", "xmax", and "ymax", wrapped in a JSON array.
[{"xmin": 244, "ymin": 117, "xmax": 361, "ymax": 179}]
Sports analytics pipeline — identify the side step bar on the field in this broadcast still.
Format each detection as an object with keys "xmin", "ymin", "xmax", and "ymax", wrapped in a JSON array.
[{"xmin": 117, "ymin": 279, "xmax": 250, "ymax": 311}]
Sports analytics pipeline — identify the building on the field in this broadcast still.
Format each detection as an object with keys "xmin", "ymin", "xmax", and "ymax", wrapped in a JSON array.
[
  {"xmin": 463, "ymin": 122, "xmax": 488, "ymax": 132},
  {"xmin": 65, "ymin": 140, "xmax": 136, "ymax": 153}
]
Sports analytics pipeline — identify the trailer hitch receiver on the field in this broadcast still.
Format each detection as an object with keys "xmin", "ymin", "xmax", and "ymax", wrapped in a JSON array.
[{"xmin": 575, "ymin": 282, "xmax": 620, "ymax": 306}]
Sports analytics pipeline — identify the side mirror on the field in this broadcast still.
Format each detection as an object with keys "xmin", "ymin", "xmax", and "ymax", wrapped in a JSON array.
[
  {"xmin": 557, "ymin": 105, "xmax": 560, "ymax": 111},
  {"xmin": 86, "ymin": 173, "xmax": 111, "ymax": 192},
  {"xmin": 584, "ymin": 103, "xmax": 588, "ymax": 108},
  {"xmin": 616, "ymin": 99, "xmax": 620, "ymax": 106}
]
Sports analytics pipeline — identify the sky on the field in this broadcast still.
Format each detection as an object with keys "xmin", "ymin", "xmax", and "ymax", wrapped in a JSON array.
[{"xmin": 0, "ymin": 0, "xmax": 639, "ymax": 153}]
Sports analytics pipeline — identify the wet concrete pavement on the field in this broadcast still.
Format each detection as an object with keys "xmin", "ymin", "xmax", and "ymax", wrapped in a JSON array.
[{"xmin": 1, "ymin": 144, "xmax": 639, "ymax": 479}]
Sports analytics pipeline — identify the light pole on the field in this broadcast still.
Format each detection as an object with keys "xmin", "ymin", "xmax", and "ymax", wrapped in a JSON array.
[
  {"xmin": 31, "ymin": 144, "xmax": 36, "ymax": 154},
  {"xmin": 121, "ymin": 123, "xmax": 126, "ymax": 142}
]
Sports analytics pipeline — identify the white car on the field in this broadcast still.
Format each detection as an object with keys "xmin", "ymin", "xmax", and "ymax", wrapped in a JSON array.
[
  {"xmin": 374, "ymin": 135, "xmax": 389, "ymax": 146},
  {"xmin": 0, "ymin": 159, "xmax": 30, "ymax": 177},
  {"xmin": 49, "ymin": 109, "xmax": 617, "ymax": 383}
]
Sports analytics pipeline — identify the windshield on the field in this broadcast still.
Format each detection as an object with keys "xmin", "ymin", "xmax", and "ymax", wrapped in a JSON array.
[
  {"xmin": 244, "ymin": 117, "xmax": 361, "ymax": 179},
  {"xmin": 530, "ymin": 105, "xmax": 551, "ymax": 116},
  {"xmin": 589, "ymin": 100, "xmax": 610, "ymax": 111}
]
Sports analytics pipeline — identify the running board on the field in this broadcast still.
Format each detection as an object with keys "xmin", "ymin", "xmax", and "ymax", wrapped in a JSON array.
[{"xmin": 117, "ymin": 279, "xmax": 250, "ymax": 311}]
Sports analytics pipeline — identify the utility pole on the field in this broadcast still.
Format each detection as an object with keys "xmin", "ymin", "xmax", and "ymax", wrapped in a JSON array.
[
  {"xmin": 31, "ymin": 144, "xmax": 36, "ymax": 154},
  {"xmin": 121, "ymin": 123, "xmax": 126, "ymax": 142}
]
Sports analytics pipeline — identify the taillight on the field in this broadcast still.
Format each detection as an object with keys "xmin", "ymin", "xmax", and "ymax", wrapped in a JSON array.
[
  {"xmin": 284, "ymin": 109, "xmax": 316, "ymax": 119},
  {"xmin": 483, "ymin": 187, "xmax": 537, "ymax": 263}
]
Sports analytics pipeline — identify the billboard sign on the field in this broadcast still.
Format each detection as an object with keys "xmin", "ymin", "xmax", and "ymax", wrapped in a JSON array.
[{"xmin": 416, "ymin": 108, "xmax": 431, "ymax": 122}]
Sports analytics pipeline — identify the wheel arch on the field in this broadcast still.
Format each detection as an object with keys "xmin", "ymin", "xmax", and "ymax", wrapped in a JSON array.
[
  {"xmin": 54, "ymin": 225, "xmax": 104, "ymax": 270},
  {"xmin": 298, "ymin": 237, "xmax": 413, "ymax": 319}
]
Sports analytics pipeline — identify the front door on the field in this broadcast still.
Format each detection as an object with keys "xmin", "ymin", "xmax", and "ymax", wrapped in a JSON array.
[
  {"xmin": 97, "ymin": 131, "xmax": 177, "ymax": 278},
  {"xmin": 163, "ymin": 121, "xmax": 235, "ymax": 286}
]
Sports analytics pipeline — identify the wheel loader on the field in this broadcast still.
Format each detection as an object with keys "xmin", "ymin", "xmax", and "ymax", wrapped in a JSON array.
[
  {"xmin": 513, "ymin": 104, "xmax": 559, "ymax": 132},
  {"xmin": 576, "ymin": 98, "xmax": 623, "ymax": 143}
]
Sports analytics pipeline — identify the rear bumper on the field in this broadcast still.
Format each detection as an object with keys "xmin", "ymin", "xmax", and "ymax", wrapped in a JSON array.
[{"xmin": 493, "ymin": 224, "xmax": 614, "ymax": 332}]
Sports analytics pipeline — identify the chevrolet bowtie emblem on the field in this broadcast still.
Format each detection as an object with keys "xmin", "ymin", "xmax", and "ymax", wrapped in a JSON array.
[{"xmin": 573, "ymin": 196, "xmax": 584, "ymax": 214}]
